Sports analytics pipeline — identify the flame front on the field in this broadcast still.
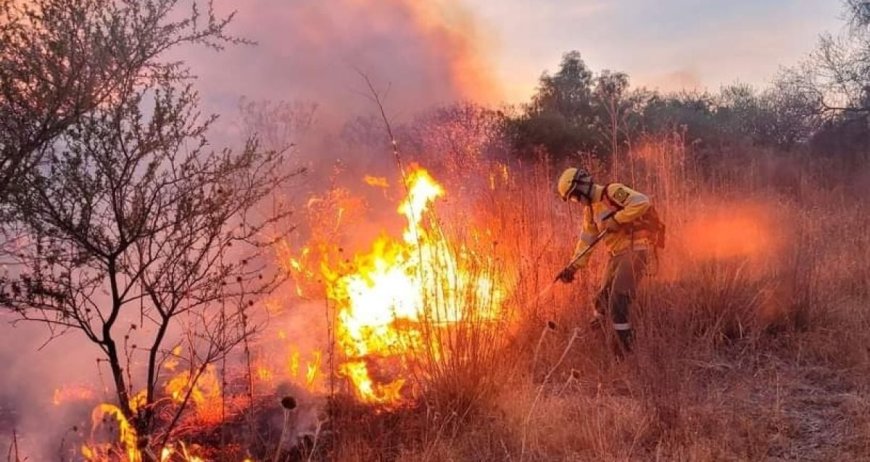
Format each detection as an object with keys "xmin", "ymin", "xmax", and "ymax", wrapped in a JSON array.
[{"xmin": 313, "ymin": 167, "xmax": 504, "ymax": 404}]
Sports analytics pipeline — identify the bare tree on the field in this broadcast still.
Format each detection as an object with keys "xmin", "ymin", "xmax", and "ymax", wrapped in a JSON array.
[
  {"xmin": 779, "ymin": 0, "xmax": 870, "ymax": 115},
  {"xmin": 0, "ymin": 0, "xmax": 242, "ymax": 202},
  {"xmin": 0, "ymin": 74, "xmax": 302, "ymax": 456}
]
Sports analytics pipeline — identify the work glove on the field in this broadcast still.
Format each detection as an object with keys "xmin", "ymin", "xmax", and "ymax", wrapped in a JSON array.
[{"xmin": 556, "ymin": 267, "xmax": 576, "ymax": 283}]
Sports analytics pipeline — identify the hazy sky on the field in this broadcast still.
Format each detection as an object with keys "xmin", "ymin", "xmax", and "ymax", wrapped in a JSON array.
[
  {"xmin": 185, "ymin": 0, "xmax": 847, "ymax": 121},
  {"xmin": 468, "ymin": 0, "xmax": 844, "ymax": 102}
]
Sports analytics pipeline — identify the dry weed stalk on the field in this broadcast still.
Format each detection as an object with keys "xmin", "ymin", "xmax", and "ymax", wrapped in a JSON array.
[
  {"xmin": 273, "ymin": 396, "xmax": 298, "ymax": 462},
  {"xmin": 521, "ymin": 327, "xmax": 584, "ymax": 460},
  {"xmin": 531, "ymin": 321, "xmax": 557, "ymax": 373}
]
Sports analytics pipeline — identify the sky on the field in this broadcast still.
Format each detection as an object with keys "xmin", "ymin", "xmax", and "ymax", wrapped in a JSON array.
[
  {"xmin": 180, "ymin": 0, "xmax": 847, "ymax": 125},
  {"xmin": 468, "ymin": 0, "xmax": 845, "ymax": 102}
]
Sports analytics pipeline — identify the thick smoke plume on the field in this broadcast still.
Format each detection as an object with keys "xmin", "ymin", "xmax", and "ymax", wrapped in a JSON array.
[{"xmin": 190, "ymin": 0, "xmax": 502, "ymax": 123}]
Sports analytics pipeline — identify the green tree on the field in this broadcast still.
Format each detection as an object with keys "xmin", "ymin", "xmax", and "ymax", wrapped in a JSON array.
[
  {"xmin": 531, "ymin": 51, "xmax": 595, "ymax": 118},
  {"xmin": 510, "ymin": 51, "xmax": 604, "ymax": 160},
  {"xmin": 640, "ymin": 91, "xmax": 720, "ymax": 145}
]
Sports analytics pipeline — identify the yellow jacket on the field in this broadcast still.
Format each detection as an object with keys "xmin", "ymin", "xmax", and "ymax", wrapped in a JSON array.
[{"xmin": 569, "ymin": 183, "xmax": 652, "ymax": 270}]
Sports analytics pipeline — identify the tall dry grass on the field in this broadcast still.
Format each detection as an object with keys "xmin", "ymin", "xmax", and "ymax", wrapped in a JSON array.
[{"xmin": 319, "ymin": 130, "xmax": 870, "ymax": 461}]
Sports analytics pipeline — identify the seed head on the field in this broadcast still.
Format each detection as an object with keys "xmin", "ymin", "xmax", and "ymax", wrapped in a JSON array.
[{"xmin": 281, "ymin": 396, "xmax": 297, "ymax": 410}]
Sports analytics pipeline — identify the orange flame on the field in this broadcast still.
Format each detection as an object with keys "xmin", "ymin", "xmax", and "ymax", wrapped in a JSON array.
[
  {"xmin": 285, "ymin": 348, "xmax": 323, "ymax": 390},
  {"xmin": 298, "ymin": 166, "xmax": 505, "ymax": 404},
  {"xmin": 82, "ymin": 358, "xmax": 229, "ymax": 460},
  {"xmin": 164, "ymin": 366, "xmax": 223, "ymax": 425},
  {"xmin": 363, "ymin": 175, "xmax": 389, "ymax": 189},
  {"xmin": 82, "ymin": 404, "xmax": 140, "ymax": 462},
  {"xmin": 306, "ymin": 350, "xmax": 322, "ymax": 387},
  {"xmin": 159, "ymin": 441, "xmax": 206, "ymax": 462},
  {"xmin": 52, "ymin": 384, "xmax": 94, "ymax": 406},
  {"xmin": 163, "ymin": 345, "xmax": 183, "ymax": 372}
]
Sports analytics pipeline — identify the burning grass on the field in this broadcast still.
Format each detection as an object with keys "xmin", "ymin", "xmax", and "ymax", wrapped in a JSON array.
[
  {"xmin": 15, "ymin": 135, "xmax": 870, "ymax": 461},
  {"xmin": 308, "ymin": 138, "xmax": 870, "ymax": 460},
  {"xmin": 283, "ymin": 165, "xmax": 512, "ymax": 407}
]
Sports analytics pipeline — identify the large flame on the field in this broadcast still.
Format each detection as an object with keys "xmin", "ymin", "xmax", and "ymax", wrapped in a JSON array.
[
  {"xmin": 300, "ymin": 167, "xmax": 505, "ymax": 404},
  {"xmin": 76, "ymin": 167, "xmax": 503, "ymax": 459}
]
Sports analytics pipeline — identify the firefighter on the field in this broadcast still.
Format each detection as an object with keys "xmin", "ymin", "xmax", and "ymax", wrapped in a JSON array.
[{"xmin": 554, "ymin": 167, "xmax": 663, "ymax": 354}]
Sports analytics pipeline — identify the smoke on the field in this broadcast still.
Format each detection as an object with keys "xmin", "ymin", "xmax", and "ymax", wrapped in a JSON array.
[
  {"xmin": 185, "ymin": 0, "xmax": 507, "ymax": 231},
  {"xmin": 188, "ymin": 0, "xmax": 502, "ymax": 127},
  {"xmin": 644, "ymin": 68, "xmax": 703, "ymax": 92},
  {"xmin": 0, "ymin": 324, "xmax": 106, "ymax": 458},
  {"xmin": 682, "ymin": 202, "xmax": 778, "ymax": 261}
]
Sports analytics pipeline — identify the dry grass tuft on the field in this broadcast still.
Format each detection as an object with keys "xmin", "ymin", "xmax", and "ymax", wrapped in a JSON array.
[{"xmin": 310, "ymin": 135, "xmax": 870, "ymax": 461}]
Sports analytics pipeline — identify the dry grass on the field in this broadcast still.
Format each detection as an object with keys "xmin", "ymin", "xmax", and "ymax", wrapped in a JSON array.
[
  {"xmin": 5, "ymin": 112, "xmax": 867, "ymax": 462},
  {"xmin": 8, "ymin": 131, "xmax": 857, "ymax": 462},
  {"xmin": 319, "ymin": 133, "xmax": 870, "ymax": 461}
]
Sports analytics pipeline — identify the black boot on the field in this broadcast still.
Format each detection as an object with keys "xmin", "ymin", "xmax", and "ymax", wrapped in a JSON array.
[{"xmin": 616, "ymin": 328, "xmax": 633, "ymax": 353}]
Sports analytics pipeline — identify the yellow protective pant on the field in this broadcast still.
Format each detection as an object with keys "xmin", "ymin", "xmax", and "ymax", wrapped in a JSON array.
[{"xmin": 594, "ymin": 249, "xmax": 649, "ymax": 350}]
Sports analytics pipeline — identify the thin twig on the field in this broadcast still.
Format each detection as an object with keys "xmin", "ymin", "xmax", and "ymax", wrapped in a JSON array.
[
  {"xmin": 521, "ymin": 328, "xmax": 583, "ymax": 460},
  {"xmin": 354, "ymin": 68, "xmax": 409, "ymax": 188}
]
